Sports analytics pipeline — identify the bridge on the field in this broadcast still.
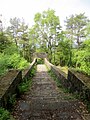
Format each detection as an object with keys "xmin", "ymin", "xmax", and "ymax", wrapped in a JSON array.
[{"xmin": 0, "ymin": 53, "xmax": 90, "ymax": 120}]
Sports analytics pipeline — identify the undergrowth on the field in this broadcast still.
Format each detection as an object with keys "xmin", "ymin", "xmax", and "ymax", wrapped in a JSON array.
[
  {"xmin": 0, "ymin": 65, "xmax": 36, "ymax": 120},
  {"xmin": 0, "ymin": 107, "xmax": 15, "ymax": 120},
  {"xmin": 18, "ymin": 65, "xmax": 36, "ymax": 94}
]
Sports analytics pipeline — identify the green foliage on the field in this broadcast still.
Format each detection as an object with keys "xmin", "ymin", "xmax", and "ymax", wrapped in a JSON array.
[
  {"xmin": 18, "ymin": 79, "xmax": 31, "ymax": 94},
  {"xmin": 7, "ymin": 17, "xmax": 31, "ymax": 62},
  {"xmin": 0, "ymin": 10, "xmax": 90, "ymax": 80},
  {"xmin": 0, "ymin": 45, "xmax": 29, "ymax": 76},
  {"xmin": 72, "ymin": 39, "xmax": 90, "ymax": 75},
  {"xmin": 9, "ymin": 53, "xmax": 29, "ymax": 69},
  {"xmin": 54, "ymin": 38, "xmax": 72, "ymax": 66},
  {"xmin": 0, "ymin": 107, "xmax": 14, "ymax": 120},
  {"xmin": 8, "ymin": 94, "xmax": 16, "ymax": 107},
  {"xmin": 3, "ymin": 44, "xmax": 18, "ymax": 55},
  {"xmin": 0, "ymin": 108, "xmax": 9, "ymax": 120},
  {"xmin": 0, "ymin": 32, "xmax": 10, "ymax": 52},
  {"xmin": 29, "ymin": 66, "xmax": 36, "ymax": 77},
  {"xmin": 65, "ymin": 13, "xmax": 89, "ymax": 47},
  {"xmin": 37, "ymin": 58, "xmax": 44, "ymax": 64},
  {"xmin": 18, "ymin": 66, "xmax": 36, "ymax": 94},
  {"xmin": 33, "ymin": 9, "xmax": 61, "ymax": 62},
  {"xmin": 0, "ymin": 53, "xmax": 9, "ymax": 75}
]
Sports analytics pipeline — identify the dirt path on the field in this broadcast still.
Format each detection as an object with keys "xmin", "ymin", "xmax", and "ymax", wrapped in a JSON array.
[{"xmin": 12, "ymin": 65, "xmax": 89, "ymax": 120}]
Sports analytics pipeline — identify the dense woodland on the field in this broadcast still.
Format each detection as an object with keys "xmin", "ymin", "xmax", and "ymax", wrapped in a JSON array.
[{"xmin": 0, "ymin": 9, "xmax": 90, "ymax": 76}]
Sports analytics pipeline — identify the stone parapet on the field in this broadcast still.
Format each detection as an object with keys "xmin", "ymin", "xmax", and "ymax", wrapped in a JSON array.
[
  {"xmin": 45, "ymin": 58, "xmax": 90, "ymax": 101},
  {"xmin": 0, "ymin": 70, "xmax": 22, "ymax": 107},
  {"xmin": 22, "ymin": 58, "xmax": 37, "ymax": 80},
  {"xmin": 0, "ymin": 58, "xmax": 37, "ymax": 108}
]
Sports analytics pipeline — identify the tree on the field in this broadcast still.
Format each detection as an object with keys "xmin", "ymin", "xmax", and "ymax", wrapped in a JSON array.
[
  {"xmin": 29, "ymin": 26, "xmax": 38, "ymax": 61},
  {"xmin": 72, "ymin": 39, "xmax": 90, "ymax": 75},
  {"xmin": 0, "ymin": 32, "xmax": 10, "ymax": 52},
  {"xmin": 33, "ymin": 9, "xmax": 61, "ymax": 62},
  {"xmin": 86, "ymin": 22, "xmax": 90, "ymax": 39},
  {"xmin": 18, "ymin": 18, "xmax": 29, "ymax": 60},
  {"xmin": 0, "ymin": 14, "xmax": 3, "ymax": 32},
  {"xmin": 56, "ymin": 31, "xmax": 71, "ymax": 66},
  {"xmin": 7, "ymin": 17, "xmax": 21, "ymax": 46},
  {"xmin": 6, "ymin": 17, "xmax": 30, "ymax": 61},
  {"xmin": 65, "ymin": 13, "xmax": 89, "ymax": 48}
]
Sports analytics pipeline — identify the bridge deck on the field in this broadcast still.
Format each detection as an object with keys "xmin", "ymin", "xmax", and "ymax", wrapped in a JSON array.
[{"xmin": 12, "ymin": 64, "xmax": 89, "ymax": 120}]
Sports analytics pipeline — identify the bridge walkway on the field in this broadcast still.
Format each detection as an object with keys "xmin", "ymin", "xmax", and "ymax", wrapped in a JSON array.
[{"xmin": 12, "ymin": 64, "xmax": 89, "ymax": 120}]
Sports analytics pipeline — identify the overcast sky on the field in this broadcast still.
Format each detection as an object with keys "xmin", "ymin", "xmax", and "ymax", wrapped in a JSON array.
[{"xmin": 0, "ymin": 0, "xmax": 90, "ymax": 28}]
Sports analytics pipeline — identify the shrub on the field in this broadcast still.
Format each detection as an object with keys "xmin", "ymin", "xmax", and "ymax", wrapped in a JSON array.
[
  {"xmin": 18, "ymin": 66, "xmax": 36, "ymax": 94},
  {"xmin": 0, "ymin": 107, "xmax": 14, "ymax": 120},
  {"xmin": 0, "ymin": 54, "xmax": 9, "ymax": 75},
  {"xmin": 72, "ymin": 49, "xmax": 90, "ymax": 75},
  {"xmin": 9, "ymin": 53, "xmax": 29, "ymax": 69},
  {"xmin": 0, "ymin": 46, "xmax": 29, "ymax": 76},
  {"xmin": 8, "ymin": 94, "xmax": 16, "ymax": 108},
  {"xmin": 37, "ymin": 58, "xmax": 44, "ymax": 64}
]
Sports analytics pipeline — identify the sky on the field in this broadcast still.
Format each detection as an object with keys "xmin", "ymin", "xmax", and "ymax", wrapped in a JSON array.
[{"xmin": 0, "ymin": 0, "xmax": 90, "ymax": 28}]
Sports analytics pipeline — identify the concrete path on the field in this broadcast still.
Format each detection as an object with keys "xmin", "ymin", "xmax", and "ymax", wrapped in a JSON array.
[{"xmin": 12, "ymin": 65, "xmax": 89, "ymax": 120}]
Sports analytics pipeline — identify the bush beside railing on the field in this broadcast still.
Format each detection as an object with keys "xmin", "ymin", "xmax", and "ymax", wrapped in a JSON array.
[{"xmin": 0, "ymin": 58, "xmax": 37, "ymax": 108}]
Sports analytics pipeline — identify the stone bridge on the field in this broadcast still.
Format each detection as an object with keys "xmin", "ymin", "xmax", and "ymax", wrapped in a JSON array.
[
  {"xmin": 33, "ymin": 52, "xmax": 47, "ymax": 58},
  {"xmin": 0, "ymin": 53, "xmax": 90, "ymax": 120}
]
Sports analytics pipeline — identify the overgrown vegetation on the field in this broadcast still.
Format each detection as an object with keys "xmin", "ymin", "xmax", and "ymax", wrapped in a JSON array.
[
  {"xmin": 37, "ymin": 58, "xmax": 44, "ymax": 64},
  {"xmin": 7, "ymin": 94, "xmax": 17, "ymax": 110},
  {"xmin": 0, "ymin": 107, "xmax": 15, "ymax": 120},
  {"xmin": 0, "ymin": 44, "xmax": 29, "ymax": 76},
  {"xmin": 72, "ymin": 40, "xmax": 90, "ymax": 75},
  {"xmin": 18, "ymin": 65, "xmax": 36, "ymax": 94},
  {"xmin": 0, "ymin": 9, "xmax": 90, "ymax": 118},
  {"xmin": 18, "ymin": 78, "xmax": 32, "ymax": 94},
  {"xmin": 28, "ymin": 10, "xmax": 90, "ymax": 75},
  {"xmin": 0, "ymin": 65, "xmax": 36, "ymax": 119}
]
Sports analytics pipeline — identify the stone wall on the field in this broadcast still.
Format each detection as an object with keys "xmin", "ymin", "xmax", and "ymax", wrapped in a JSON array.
[
  {"xmin": 68, "ymin": 69, "xmax": 90, "ymax": 101},
  {"xmin": 44, "ymin": 58, "xmax": 68, "ymax": 88},
  {"xmin": 0, "ymin": 58, "xmax": 37, "ymax": 108},
  {"xmin": 22, "ymin": 58, "xmax": 36, "ymax": 80},
  {"xmin": 0, "ymin": 70, "xmax": 22, "ymax": 108},
  {"xmin": 34, "ymin": 52, "xmax": 47, "ymax": 58},
  {"xmin": 45, "ymin": 58, "xmax": 90, "ymax": 101}
]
